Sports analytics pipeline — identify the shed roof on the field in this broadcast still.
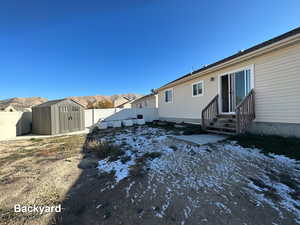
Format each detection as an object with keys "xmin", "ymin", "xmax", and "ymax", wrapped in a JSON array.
[{"xmin": 33, "ymin": 98, "xmax": 85, "ymax": 108}]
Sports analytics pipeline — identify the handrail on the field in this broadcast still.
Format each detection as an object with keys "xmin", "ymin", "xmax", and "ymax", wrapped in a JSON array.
[
  {"xmin": 236, "ymin": 89, "xmax": 255, "ymax": 109},
  {"xmin": 236, "ymin": 89, "xmax": 255, "ymax": 134},
  {"xmin": 201, "ymin": 94, "xmax": 219, "ymax": 130}
]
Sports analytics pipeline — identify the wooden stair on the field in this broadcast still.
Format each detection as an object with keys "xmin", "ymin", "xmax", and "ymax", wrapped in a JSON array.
[
  {"xmin": 202, "ymin": 90, "xmax": 255, "ymax": 135},
  {"xmin": 206, "ymin": 114, "xmax": 237, "ymax": 135}
]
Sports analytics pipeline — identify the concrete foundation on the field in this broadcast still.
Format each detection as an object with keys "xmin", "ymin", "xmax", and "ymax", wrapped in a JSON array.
[
  {"xmin": 159, "ymin": 117, "xmax": 300, "ymax": 138},
  {"xmin": 248, "ymin": 122, "xmax": 300, "ymax": 138}
]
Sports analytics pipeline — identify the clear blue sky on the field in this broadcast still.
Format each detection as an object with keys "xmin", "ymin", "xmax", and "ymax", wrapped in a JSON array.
[{"xmin": 1, "ymin": 0, "xmax": 299, "ymax": 100}]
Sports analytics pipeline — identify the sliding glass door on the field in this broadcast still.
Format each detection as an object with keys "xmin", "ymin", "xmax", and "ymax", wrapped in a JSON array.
[{"xmin": 220, "ymin": 68, "xmax": 252, "ymax": 113}]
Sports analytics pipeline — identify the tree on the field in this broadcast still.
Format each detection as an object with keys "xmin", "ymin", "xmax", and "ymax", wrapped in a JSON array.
[
  {"xmin": 86, "ymin": 100, "xmax": 94, "ymax": 109},
  {"xmin": 150, "ymin": 88, "xmax": 157, "ymax": 94},
  {"xmin": 95, "ymin": 100, "xmax": 114, "ymax": 109}
]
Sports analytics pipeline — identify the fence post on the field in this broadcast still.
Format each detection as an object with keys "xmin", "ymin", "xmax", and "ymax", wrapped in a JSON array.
[{"xmin": 92, "ymin": 108, "xmax": 95, "ymax": 125}]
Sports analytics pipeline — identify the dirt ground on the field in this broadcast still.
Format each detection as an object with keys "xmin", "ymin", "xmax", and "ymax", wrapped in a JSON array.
[
  {"xmin": 0, "ymin": 135, "xmax": 85, "ymax": 225},
  {"xmin": 0, "ymin": 126, "xmax": 300, "ymax": 225}
]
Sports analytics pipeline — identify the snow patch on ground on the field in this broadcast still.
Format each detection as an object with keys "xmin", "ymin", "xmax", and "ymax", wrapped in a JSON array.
[
  {"xmin": 96, "ymin": 126, "xmax": 300, "ymax": 224},
  {"xmin": 98, "ymin": 156, "xmax": 135, "ymax": 182}
]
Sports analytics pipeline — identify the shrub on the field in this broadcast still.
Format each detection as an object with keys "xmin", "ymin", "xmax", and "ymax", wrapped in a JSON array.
[
  {"xmin": 30, "ymin": 138, "xmax": 43, "ymax": 142},
  {"xmin": 84, "ymin": 140, "xmax": 124, "ymax": 160},
  {"xmin": 96, "ymin": 100, "xmax": 114, "ymax": 109}
]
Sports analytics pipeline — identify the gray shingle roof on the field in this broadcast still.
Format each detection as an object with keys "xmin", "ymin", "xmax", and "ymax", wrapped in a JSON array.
[{"xmin": 33, "ymin": 99, "xmax": 85, "ymax": 108}]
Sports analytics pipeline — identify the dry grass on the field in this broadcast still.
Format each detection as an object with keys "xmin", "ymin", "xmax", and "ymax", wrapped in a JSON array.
[
  {"xmin": 34, "ymin": 182, "xmax": 61, "ymax": 206},
  {"xmin": 30, "ymin": 138, "xmax": 43, "ymax": 143},
  {"xmin": 0, "ymin": 134, "xmax": 86, "ymax": 225},
  {"xmin": 0, "ymin": 135, "xmax": 85, "ymax": 168}
]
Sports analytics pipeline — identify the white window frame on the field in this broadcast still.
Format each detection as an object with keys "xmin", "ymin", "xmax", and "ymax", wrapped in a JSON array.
[
  {"xmin": 217, "ymin": 64, "xmax": 255, "ymax": 114},
  {"xmin": 164, "ymin": 88, "xmax": 173, "ymax": 103},
  {"xmin": 191, "ymin": 80, "xmax": 204, "ymax": 97}
]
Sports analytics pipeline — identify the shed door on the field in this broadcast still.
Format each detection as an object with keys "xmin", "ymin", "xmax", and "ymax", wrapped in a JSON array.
[
  {"xmin": 68, "ymin": 106, "xmax": 80, "ymax": 132},
  {"xmin": 59, "ymin": 106, "xmax": 69, "ymax": 133},
  {"xmin": 59, "ymin": 105, "xmax": 81, "ymax": 133}
]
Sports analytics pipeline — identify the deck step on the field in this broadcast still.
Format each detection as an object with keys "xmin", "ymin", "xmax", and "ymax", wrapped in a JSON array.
[
  {"xmin": 217, "ymin": 118, "xmax": 237, "ymax": 123},
  {"xmin": 222, "ymin": 123, "xmax": 236, "ymax": 128},
  {"xmin": 217, "ymin": 114, "xmax": 236, "ymax": 119},
  {"xmin": 210, "ymin": 121, "xmax": 236, "ymax": 127},
  {"xmin": 205, "ymin": 113, "xmax": 237, "ymax": 135}
]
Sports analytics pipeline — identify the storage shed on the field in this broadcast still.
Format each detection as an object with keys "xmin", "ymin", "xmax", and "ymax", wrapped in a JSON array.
[{"xmin": 32, "ymin": 99, "xmax": 85, "ymax": 135}]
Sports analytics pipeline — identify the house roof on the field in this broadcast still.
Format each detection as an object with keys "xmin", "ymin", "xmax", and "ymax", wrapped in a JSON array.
[
  {"xmin": 131, "ymin": 93, "xmax": 154, "ymax": 103},
  {"xmin": 115, "ymin": 99, "xmax": 135, "ymax": 108},
  {"xmin": 122, "ymin": 96, "xmax": 132, "ymax": 101},
  {"xmin": 33, "ymin": 98, "xmax": 85, "ymax": 108},
  {"xmin": 1, "ymin": 105, "xmax": 17, "ymax": 112},
  {"xmin": 156, "ymin": 27, "xmax": 300, "ymax": 91}
]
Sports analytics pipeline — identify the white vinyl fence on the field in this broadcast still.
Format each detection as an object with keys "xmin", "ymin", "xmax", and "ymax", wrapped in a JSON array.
[
  {"xmin": 84, "ymin": 108, "xmax": 159, "ymax": 127},
  {"xmin": 103, "ymin": 108, "xmax": 159, "ymax": 122},
  {"xmin": 85, "ymin": 108, "xmax": 120, "ymax": 127}
]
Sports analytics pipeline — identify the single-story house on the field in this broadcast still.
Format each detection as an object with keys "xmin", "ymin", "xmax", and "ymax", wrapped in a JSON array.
[
  {"xmin": 0, "ymin": 111, "xmax": 32, "ymax": 140},
  {"xmin": 114, "ymin": 96, "xmax": 134, "ymax": 109},
  {"xmin": 155, "ymin": 27, "xmax": 300, "ymax": 137},
  {"xmin": 1, "ymin": 105, "xmax": 32, "ymax": 112},
  {"xmin": 131, "ymin": 94, "xmax": 158, "ymax": 108},
  {"xmin": 1, "ymin": 105, "xmax": 17, "ymax": 112}
]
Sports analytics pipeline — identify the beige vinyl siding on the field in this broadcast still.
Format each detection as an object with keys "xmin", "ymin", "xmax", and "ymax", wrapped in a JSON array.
[
  {"xmin": 158, "ymin": 73, "xmax": 218, "ymax": 120},
  {"xmin": 158, "ymin": 41, "xmax": 300, "ymax": 124},
  {"xmin": 254, "ymin": 42, "xmax": 300, "ymax": 123},
  {"xmin": 122, "ymin": 102, "xmax": 132, "ymax": 108},
  {"xmin": 132, "ymin": 95, "xmax": 157, "ymax": 108}
]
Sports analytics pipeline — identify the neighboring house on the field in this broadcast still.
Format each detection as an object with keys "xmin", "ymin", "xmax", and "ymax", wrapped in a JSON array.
[
  {"xmin": 155, "ymin": 27, "xmax": 300, "ymax": 137},
  {"xmin": 1, "ymin": 105, "xmax": 17, "ymax": 112},
  {"xmin": 1, "ymin": 105, "xmax": 33, "ymax": 112},
  {"xmin": 0, "ymin": 106, "xmax": 32, "ymax": 140},
  {"xmin": 114, "ymin": 96, "xmax": 134, "ymax": 108},
  {"xmin": 131, "ymin": 94, "xmax": 158, "ymax": 108}
]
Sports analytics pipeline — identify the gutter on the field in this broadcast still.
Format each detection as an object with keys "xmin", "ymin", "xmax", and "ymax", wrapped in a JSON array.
[{"xmin": 155, "ymin": 29, "xmax": 300, "ymax": 92}]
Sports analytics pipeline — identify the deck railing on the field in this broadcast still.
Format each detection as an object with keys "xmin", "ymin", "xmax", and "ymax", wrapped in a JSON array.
[
  {"xmin": 201, "ymin": 94, "xmax": 219, "ymax": 130},
  {"xmin": 236, "ymin": 89, "xmax": 255, "ymax": 134}
]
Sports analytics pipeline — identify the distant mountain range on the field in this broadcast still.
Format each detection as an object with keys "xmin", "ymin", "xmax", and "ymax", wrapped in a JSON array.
[
  {"xmin": 0, "ymin": 94, "xmax": 143, "ymax": 111},
  {"xmin": 0, "ymin": 97, "xmax": 48, "ymax": 111}
]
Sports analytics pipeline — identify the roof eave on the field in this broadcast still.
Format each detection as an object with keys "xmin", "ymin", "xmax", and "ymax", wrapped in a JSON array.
[{"xmin": 155, "ymin": 29, "xmax": 300, "ymax": 92}]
